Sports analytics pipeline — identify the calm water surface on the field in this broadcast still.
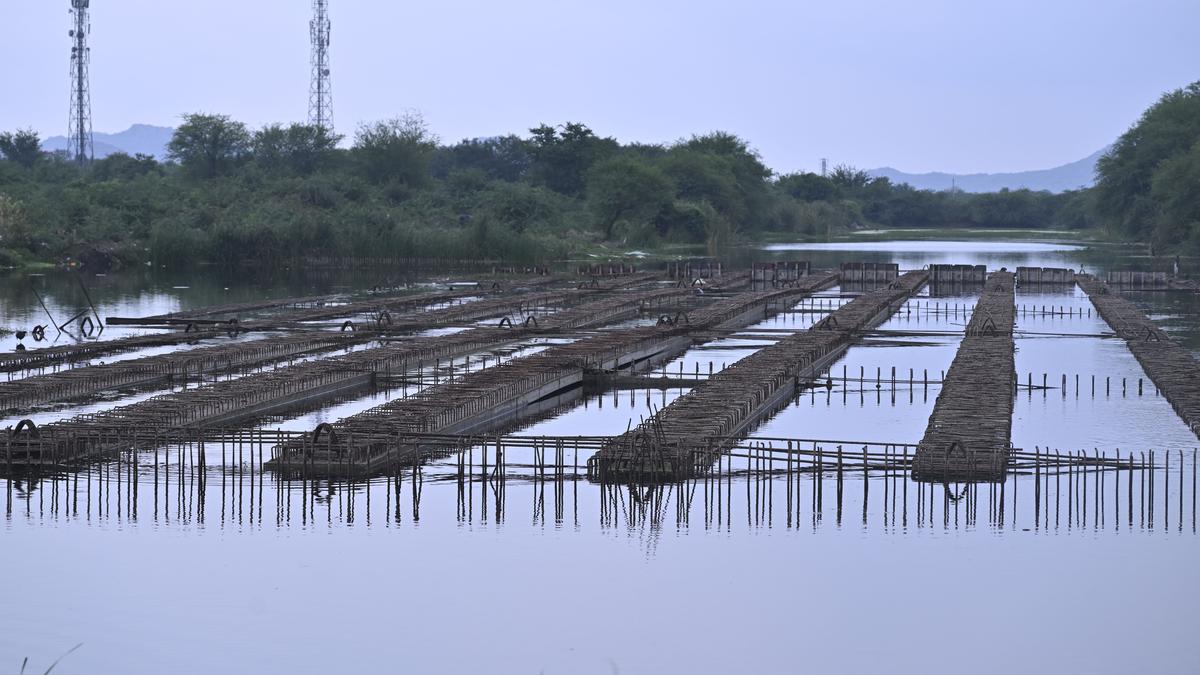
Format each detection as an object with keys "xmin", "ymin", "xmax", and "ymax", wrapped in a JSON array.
[{"xmin": 2, "ymin": 241, "xmax": 1198, "ymax": 675}]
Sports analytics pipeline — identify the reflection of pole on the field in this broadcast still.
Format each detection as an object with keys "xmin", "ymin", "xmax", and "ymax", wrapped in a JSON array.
[
  {"xmin": 76, "ymin": 273, "xmax": 104, "ymax": 335},
  {"xmin": 32, "ymin": 287, "xmax": 64, "ymax": 337}
]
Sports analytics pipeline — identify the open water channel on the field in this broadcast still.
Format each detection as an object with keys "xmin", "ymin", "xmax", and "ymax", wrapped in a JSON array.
[{"xmin": 2, "ymin": 239, "xmax": 1198, "ymax": 674}]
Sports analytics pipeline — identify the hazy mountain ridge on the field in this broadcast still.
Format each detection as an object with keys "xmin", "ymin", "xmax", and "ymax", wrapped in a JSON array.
[
  {"xmin": 868, "ymin": 147, "xmax": 1107, "ymax": 193},
  {"xmin": 42, "ymin": 123, "xmax": 174, "ymax": 159}
]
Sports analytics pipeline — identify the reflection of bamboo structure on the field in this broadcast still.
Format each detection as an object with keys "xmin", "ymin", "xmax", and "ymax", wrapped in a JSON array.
[{"xmin": 5, "ymin": 428, "xmax": 1184, "ymax": 536}]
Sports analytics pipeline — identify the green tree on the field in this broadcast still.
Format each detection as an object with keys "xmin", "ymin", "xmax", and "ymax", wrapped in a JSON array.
[
  {"xmin": 353, "ymin": 113, "xmax": 438, "ymax": 187},
  {"xmin": 585, "ymin": 156, "xmax": 675, "ymax": 240},
  {"xmin": 828, "ymin": 164, "xmax": 872, "ymax": 190},
  {"xmin": 661, "ymin": 150, "xmax": 741, "ymax": 222},
  {"xmin": 777, "ymin": 172, "xmax": 837, "ymax": 202},
  {"xmin": 1052, "ymin": 190, "xmax": 1099, "ymax": 231},
  {"xmin": 91, "ymin": 152, "xmax": 161, "ymax": 181},
  {"xmin": 0, "ymin": 129, "xmax": 43, "ymax": 169},
  {"xmin": 167, "ymin": 114, "xmax": 251, "ymax": 178},
  {"xmin": 0, "ymin": 193, "xmax": 31, "ymax": 249},
  {"xmin": 431, "ymin": 135, "xmax": 531, "ymax": 182},
  {"xmin": 1095, "ymin": 81, "xmax": 1200, "ymax": 243},
  {"xmin": 527, "ymin": 122, "xmax": 617, "ymax": 196},
  {"xmin": 253, "ymin": 123, "xmax": 342, "ymax": 175},
  {"xmin": 656, "ymin": 132, "xmax": 774, "ymax": 234},
  {"xmin": 1150, "ymin": 141, "xmax": 1200, "ymax": 248}
]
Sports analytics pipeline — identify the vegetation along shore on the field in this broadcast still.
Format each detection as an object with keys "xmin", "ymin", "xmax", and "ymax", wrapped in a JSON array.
[{"xmin": 0, "ymin": 81, "xmax": 1197, "ymax": 270}]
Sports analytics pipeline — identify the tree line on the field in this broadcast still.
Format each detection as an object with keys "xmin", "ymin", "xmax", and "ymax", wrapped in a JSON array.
[
  {"xmin": 1094, "ymin": 81, "xmax": 1200, "ymax": 252},
  {"xmin": 3, "ymin": 90, "xmax": 1187, "ymax": 269}
]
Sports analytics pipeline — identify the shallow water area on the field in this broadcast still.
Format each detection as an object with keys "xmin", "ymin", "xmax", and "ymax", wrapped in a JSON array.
[{"xmin": 2, "ymin": 241, "xmax": 1199, "ymax": 675}]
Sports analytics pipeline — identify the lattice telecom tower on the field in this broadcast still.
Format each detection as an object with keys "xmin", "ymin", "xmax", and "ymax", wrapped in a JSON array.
[
  {"xmin": 308, "ymin": 0, "xmax": 332, "ymax": 131},
  {"xmin": 68, "ymin": 0, "xmax": 94, "ymax": 166}
]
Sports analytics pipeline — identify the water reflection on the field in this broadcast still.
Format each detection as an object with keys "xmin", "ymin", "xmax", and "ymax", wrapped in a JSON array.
[{"xmin": 7, "ymin": 439, "xmax": 1196, "ymax": 537}]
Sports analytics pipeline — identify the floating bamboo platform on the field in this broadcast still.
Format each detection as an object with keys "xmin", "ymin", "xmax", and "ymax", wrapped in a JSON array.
[
  {"xmin": 1076, "ymin": 274, "xmax": 1200, "ymax": 436},
  {"xmin": 911, "ymin": 271, "xmax": 1015, "ymax": 482},
  {"xmin": 0, "ymin": 331, "xmax": 358, "ymax": 412},
  {"xmin": 4, "ymin": 282, "xmax": 703, "ymax": 467},
  {"xmin": 587, "ymin": 270, "xmax": 930, "ymax": 482},
  {"xmin": 1, "ymin": 275, "xmax": 650, "ymax": 376},
  {"xmin": 264, "ymin": 273, "xmax": 840, "ymax": 476},
  {"xmin": 0, "ymin": 281, "xmax": 664, "ymax": 411}
]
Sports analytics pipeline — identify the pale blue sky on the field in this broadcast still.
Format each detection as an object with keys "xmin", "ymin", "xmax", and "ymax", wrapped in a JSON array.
[{"xmin": 2, "ymin": 0, "xmax": 1197, "ymax": 174}]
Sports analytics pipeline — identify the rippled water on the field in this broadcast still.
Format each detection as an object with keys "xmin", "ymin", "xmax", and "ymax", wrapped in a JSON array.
[{"xmin": 2, "ymin": 243, "xmax": 1198, "ymax": 675}]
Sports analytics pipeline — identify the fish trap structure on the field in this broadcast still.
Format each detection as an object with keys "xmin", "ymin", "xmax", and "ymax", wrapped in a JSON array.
[
  {"xmin": 912, "ymin": 270, "xmax": 1015, "ymax": 482},
  {"xmin": 4, "ymin": 282, "xmax": 705, "ymax": 468},
  {"xmin": 751, "ymin": 261, "xmax": 810, "ymax": 289},
  {"xmin": 1016, "ymin": 266, "xmax": 1074, "ymax": 285},
  {"xmin": 929, "ymin": 264, "xmax": 986, "ymax": 283},
  {"xmin": 0, "ymin": 280, "xmax": 651, "ymax": 410},
  {"xmin": 1077, "ymin": 274, "xmax": 1200, "ymax": 436},
  {"xmin": 0, "ymin": 331, "xmax": 359, "ymax": 412},
  {"xmin": 667, "ymin": 260, "xmax": 722, "ymax": 280},
  {"xmin": 575, "ymin": 263, "xmax": 639, "ymax": 277},
  {"xmin": 1105, "ymin": 270, "xmax": 1168, "ymax": 288},
  {"xmin": 2, "ymin": 281, "xmax": 557, "ymax": 374},
  {"xmin": 587, "ymin": 270, "xmax": 930, "ymax": 483},
  {"xmin": 265, "ymin": 274, "xmax": 840, "ymax": 477},
  {"xmin": 839, "ymin": 261, "xmax": 899, "ymax": 283}
]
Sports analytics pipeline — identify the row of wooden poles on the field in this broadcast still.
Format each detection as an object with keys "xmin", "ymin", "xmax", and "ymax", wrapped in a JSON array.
[{"xmin": 5, "ymin": 431, "xmax": 1196, "ymax": 533}]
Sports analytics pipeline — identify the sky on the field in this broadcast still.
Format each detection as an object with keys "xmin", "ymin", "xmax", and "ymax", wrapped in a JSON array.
[{"xmin": 2, "ymin": 0, "xmax": 1197, "ymax": 175}]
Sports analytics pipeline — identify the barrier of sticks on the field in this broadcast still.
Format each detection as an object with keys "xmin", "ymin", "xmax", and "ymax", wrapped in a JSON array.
[{"xmin": 6, "ymin": 428, "xmax": 1194, "ymax": 536}]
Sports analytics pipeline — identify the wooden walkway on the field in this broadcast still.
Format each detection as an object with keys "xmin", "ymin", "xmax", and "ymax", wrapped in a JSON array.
[
  {"xmin": 911, "ymin": 271, "xmax": 1015, "ymax": 482},
  {"xmin": 586, "ymin": 271, "xmax": 930, "ymax": 482},
  {"xmin": 1076, "ymin": 274, "xmax": 1200, "ymax": 437}
]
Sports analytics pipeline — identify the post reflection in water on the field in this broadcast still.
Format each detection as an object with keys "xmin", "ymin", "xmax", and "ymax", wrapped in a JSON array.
[{"xmin": 6, "ymin": 437, "xmax": 1197, "ymax": 537}]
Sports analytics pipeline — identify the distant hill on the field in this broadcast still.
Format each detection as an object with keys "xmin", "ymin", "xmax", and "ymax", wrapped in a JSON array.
[
  {"xmin": 43, "ymin": 124, "xmax": 174, "ymax": 159},
  {"xmin": 868, "ymin": 147, "xmax": 1107, "ymax": 193}
]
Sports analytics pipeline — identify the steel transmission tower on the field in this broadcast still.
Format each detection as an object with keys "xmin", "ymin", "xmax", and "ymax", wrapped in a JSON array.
[
  {"xmin": 308, "ymin": 0, "xmax": 332, "ymax": 131},
  {"xmin": 68, "ymin": 0, "xmax": 94, "ymax": 166}
]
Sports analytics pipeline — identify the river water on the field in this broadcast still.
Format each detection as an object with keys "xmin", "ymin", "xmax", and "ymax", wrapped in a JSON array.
[{"xmin": 2, "ymin": 240, "xmax": 1198, "ymax": 675}]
